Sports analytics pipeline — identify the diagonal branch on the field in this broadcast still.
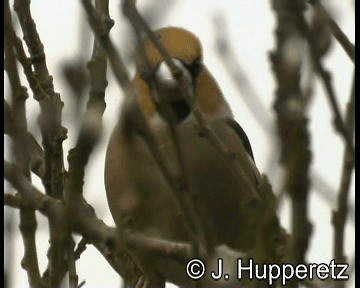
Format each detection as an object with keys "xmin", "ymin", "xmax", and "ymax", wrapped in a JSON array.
[
  {"xmin": 293, "ymin": 1, "xmax": 355, "ymax": 161},
  {"xmin": 310, "ymin": 0, "xmax": 355, "ymax": 63}
]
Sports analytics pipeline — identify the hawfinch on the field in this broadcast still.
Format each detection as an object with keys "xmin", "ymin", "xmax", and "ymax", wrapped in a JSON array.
[{"xmin": 105, "ymin": 27, "xmax": 268, "ymax": 287}]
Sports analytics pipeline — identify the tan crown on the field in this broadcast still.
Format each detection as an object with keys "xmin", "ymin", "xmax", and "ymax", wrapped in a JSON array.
[{"xmin": 139, "ymin": 27, "xmax": 203, "ymax": 70}]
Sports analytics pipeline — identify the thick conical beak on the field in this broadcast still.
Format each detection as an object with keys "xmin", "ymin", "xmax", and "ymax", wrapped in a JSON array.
[{"xmin": 154, "ymin": 59, "xmax": 192, "ymax": 123}]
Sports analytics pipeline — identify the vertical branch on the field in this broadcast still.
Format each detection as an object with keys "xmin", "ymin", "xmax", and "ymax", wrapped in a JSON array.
[
  {"xmin": 64, "ymin": 0, "xmax": 112, "ymax": 285},
  {"xmin": 65, "ymin": 0, "xmax": 111, "ymax": 201},
  {"xmin": 14, "ymin": 0, "xmax": 67, "ymax": 199},
  {"xmin": 4, "ymin": 0, "xmax": 41, "ymax": 286},
  {"xmin": 332, "ymin": 72, "xmax": 355, "ymax": 288},
  {"xmin": 47, "ymin": 216, "xmax": 70, "ymax": 288},
  {"xmin": 270, "ymin": 1, "xmax": 312, "ymax": 287}
]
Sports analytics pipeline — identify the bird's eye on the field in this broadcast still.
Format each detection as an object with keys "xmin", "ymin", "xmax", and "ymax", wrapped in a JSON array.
[{"xmin": 184, "ymin": 58, "xmax": 202, "ymax": 85}]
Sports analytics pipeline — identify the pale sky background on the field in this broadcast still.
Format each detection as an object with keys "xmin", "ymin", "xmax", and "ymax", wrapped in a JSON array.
[{"xmin": 4, "ymin": 0, "xmax": 355, "ymax": 287}]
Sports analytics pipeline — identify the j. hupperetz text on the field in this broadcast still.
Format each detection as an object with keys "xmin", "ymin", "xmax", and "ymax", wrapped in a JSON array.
[{"xmin": 186, "ymin": 258, "xmax": 349, "ymax": 285}]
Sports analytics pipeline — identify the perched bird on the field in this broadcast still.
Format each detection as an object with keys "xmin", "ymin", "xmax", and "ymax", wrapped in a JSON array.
[{"xmin": 105, "ymin": 27, "xmax": 272, "ymax": 287}]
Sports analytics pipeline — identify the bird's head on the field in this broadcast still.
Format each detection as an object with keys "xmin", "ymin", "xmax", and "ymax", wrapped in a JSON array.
[{"xmin": 133, "ymin": 27, "xmax": 227, "ymax": 124}]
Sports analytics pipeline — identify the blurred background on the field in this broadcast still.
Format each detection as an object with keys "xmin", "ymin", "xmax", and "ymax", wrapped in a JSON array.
[{"xmin": 4, "ymin": 0, "xmax": 355, "ymax": 287}]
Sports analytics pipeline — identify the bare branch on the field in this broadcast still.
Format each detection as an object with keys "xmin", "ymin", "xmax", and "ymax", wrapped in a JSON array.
[
  {"xmin": 4, "ymin": 1, "xmax": 41, "ymax": 286},
  {"xmin": 74, "ymin": 238, "xmax": 89, "ymax": 260}
]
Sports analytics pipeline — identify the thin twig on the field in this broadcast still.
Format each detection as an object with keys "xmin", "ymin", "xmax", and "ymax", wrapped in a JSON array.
[{"xmin": 74, "ymin": 238, "xmax": 89, "ymax": 260}]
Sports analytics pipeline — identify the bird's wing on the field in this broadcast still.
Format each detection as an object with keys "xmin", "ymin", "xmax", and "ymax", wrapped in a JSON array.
[
  {"xmin": 223, "ymin": 118, "xmax": 262, "ymax": 184},
  {"xmin": 224, "ymin": 118, "xmax": 255, "ymax": 161}
]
